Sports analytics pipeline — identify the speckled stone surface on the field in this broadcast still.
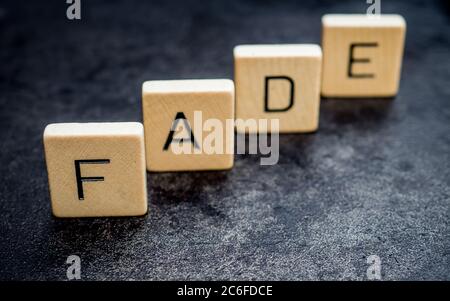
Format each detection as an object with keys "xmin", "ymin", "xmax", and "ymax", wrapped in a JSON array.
[{"xmin": 0, "ymin": 0, "xmax": 449, "ymax": 280}]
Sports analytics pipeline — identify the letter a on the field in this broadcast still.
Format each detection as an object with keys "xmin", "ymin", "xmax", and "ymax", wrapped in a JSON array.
[
  {"xmin": 163, "ymin": 112, "xmax": 200, "ymax": 151},
  {"xmin": 66, "ymin": 255, "xmax": 81, "ymax": 280},
  {"xmin": 66, "ymin": 0, "xmax": 81, "ymax": 20}
]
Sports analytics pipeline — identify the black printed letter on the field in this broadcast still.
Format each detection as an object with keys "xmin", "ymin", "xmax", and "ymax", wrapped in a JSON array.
[
  {"xmin": 74, "ymin": 159, "xmax": 110, "ymax": 200},
  {"xmin": 264, "ymin": 76, "xmax": 295, "ymax": 112},
  {"xmin": 348, "ymin": 42, "xmax": 378, "ymax": 78},
  {"xmin": 163, "ymin": 112, "xmax": 200, "ymax": 151}
]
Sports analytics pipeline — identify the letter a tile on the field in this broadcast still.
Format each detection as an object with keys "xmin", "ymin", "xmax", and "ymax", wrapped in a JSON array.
[
  {"xmin": 142, "ymin": 79, "xmax": 234, "ymax": 172},
  {"xmin": 43, "ymin": 122, "xmax": 148, "ymax": 217}
]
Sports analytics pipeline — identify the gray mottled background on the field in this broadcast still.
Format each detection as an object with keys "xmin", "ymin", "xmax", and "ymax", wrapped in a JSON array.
[{"xmin": 0, "ymin": 0, "xmax": 449, "ymax": 280}]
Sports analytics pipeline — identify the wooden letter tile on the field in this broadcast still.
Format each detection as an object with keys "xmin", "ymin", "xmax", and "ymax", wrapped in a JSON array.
[
  {"xmin": 321, "ymin": 14, "xmax": 406, "ymax": 97},
  {"xmin": 142, "ymin": 79, "xmax": 234, "ymax": 172},
  {"xmin": 234, "ymin": 44, "xmax": 322, "ymax": 133},
  {"xmin": 44, "ymin": 122, "xmax": 148, "ymax": 217}
]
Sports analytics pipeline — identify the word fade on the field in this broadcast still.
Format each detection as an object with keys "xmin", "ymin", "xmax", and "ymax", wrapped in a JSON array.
[{"xmin": 43, "ymin": 14, "xmax": 407, "ymax": 218}]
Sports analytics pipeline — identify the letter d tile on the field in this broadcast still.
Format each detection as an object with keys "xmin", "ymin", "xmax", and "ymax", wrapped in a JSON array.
[{"xmin": 234, "ymin": 44, "xmax": 322, "ymax": 133}]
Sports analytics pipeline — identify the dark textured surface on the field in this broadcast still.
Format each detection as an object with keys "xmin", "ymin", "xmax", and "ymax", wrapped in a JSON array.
[{"xmin": 0, "ymin": 0, "xmax": 449, "ymax": 280}]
